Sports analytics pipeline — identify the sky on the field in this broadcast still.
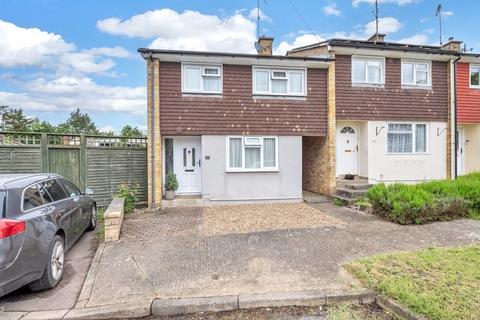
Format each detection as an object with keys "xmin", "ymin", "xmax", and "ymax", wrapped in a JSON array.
[{"xmin": 0, "ymin": 0, "xmax": 478, "ymax": 133}]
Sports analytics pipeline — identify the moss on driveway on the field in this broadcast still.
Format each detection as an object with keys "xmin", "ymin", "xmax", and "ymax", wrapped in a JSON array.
[{"xmin": 346, "ymin": 245, "xmax": 480, "ymax": 320}]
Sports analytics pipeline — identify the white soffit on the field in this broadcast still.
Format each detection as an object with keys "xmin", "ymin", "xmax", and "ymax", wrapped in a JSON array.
[{"xmin": 333, "ymin": 46, "xmax": 455, "ymax": 61}]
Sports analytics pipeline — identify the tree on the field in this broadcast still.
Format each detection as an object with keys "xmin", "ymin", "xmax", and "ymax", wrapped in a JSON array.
[
  {"xmin": 57, "ymin": 108, "xmax": 99, "ymax": 135},
  {"xmin": 1, "ymin": 108, "xmax": 34, "ymax": 132},
  {"xmin": 30, "ymin": 119, "xmax": 57, "ymax": 133},
  {"xmin": 120, "ymin": 125, "xmax": 145, "ymax": 137}
]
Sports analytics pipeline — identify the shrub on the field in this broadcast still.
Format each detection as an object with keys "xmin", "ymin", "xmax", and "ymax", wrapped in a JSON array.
[
  {"xmin": 165, "ymin": 172, "xmax": 178, "ymax": 191},
  {"xmin": 116, "ymin": 183, "xmax": 138, "ymax": 214},
  {"xmin": 366, "ymin": 173, "xmax": 480, "ymax": 224}
]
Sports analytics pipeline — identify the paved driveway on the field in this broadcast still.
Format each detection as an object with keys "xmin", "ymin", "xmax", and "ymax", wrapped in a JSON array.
[
  {"xmin": 79, "ymin": 203, "xmax": 480, "ymax": 309},
  {"xmin": 0, "ymin": 229, "xmax": 98, "ymax": 312}
]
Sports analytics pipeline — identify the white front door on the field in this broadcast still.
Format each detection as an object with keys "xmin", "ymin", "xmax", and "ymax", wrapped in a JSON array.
[
  {"xmin": 337, "ymin": 124, "xmax": 358, "ymax": 176},
  {"xmin": 457, "ymin": 127, "xmax": 465, "ymax": 176},
  {"xmin": 173, "ymin": 137, "xmax": 202, "ymax": 194}
]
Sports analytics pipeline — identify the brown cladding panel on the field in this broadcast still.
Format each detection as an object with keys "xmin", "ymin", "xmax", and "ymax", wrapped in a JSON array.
[
  {"xmin": 158, "ymin": 62, "xmax": 328, "ymax": 136},
  {"xmin": 335, "ymin": 55, "xmax": 448, "ymax": 121}
]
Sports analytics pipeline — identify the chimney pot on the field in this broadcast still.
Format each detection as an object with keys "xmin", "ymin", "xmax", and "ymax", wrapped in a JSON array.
[
  {"xmin": 257, "ymin": 36, "xmax": 274, "ymax": 56},
  {"xmin": 367, "ymin": 33, "xmax": 386, "ymax": 43}
]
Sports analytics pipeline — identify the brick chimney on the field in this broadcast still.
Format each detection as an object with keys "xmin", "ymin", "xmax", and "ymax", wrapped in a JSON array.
[
  {"xmin": 256, "ymin": 36, "xmax": 274, "ymax": 56},
  {"xmin": 442, "ymin": 37, "xmax": 463, "ymax": 52},
  {"xmin": 367, "ymin": 33, "xmax": 386, "ymax": 43}
]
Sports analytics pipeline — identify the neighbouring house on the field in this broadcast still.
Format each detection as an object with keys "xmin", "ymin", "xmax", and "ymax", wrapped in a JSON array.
[
  {"xmin": 139, "ymin": 38, "xmax": 335, "ymax": 208},
  {"xmin": 456, "ymin": 53, "xmax": 480, "ymax": 175},
  {"xmin": 288, "ymin": 34, "xmax": 460, "ymax": 185}
]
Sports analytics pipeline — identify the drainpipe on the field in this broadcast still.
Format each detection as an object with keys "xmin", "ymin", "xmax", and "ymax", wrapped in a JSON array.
[
  {"xmin": 453, "ymin": 55, "xmax": 461, "ymax": 179},
  {"xmin": 148, "ymin": 52, "xmax": 156, "ymax": 209}
]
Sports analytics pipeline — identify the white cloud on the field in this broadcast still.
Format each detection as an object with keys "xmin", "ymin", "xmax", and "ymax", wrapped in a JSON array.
[
  {"xmin": 274, "ymin": 34, "xmax": 324, "ymax": 55},
  {"xmin": 353, "ymin": 0, "xmax": 417, "ymax": 6},
  {"xmin": 323, "ymin": 2, "xmax": 342, "ymax": 16},
  {"xmin": 442, "ymin": 11, "xmax": 453, "ymax": 17},
  {"xmin": 0, "ymin": 19, "xmax": 74, "ymax": 67},
  {"xmin": 364, "ymin": 17, "xmax": 402, "ymax": 35},
  {"xmin": 0, "ymin": 76, "xmax": 146, "ymax": 114},
  {"xmin": 393, "ymin": 34, "xmax": 429, "ymax": 45},
  {"xmin": 97, "ymin": 8, "xmax": 257, "ymax": 53},
  {"xmin": 248, "ymin": 8, "xmax": 272, "ymax": 23},
  {"xmin": 100, "ymin": 125, "xmax": 116, "ymax": 134}
]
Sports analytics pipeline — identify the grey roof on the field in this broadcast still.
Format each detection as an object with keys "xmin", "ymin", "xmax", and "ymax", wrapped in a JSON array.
[{"xmin": 288, "ymin": 38, "xmax": 462, "ymax": 56}]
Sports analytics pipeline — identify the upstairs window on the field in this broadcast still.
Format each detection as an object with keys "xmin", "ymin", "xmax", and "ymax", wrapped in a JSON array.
[
  {"xmin": 182, "ymin": 63, "xmax": 222, "ymax": 94},
  {"xmin": 352, "ymin": 56, "xmax": 385, "ymax": 85},
  {"xmin": 471, "ymin": 64, "xmax": 480, "ymax": 88},
  {"xmin": 253, "ymin": 67, "xmax": 306, "ymax": 96},
  {"xmin": 401, "ymin": 60, "xmax": 431, "ymax": 86}
]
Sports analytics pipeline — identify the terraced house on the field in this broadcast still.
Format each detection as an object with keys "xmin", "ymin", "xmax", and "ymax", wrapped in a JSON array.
[
  {"xmin": 456, "ymin": 53, "xmax": 480, "ymax": 175},
  {"xmin": 139, "ymin": 38, "xmax": 336, "ymax": 208},
  {"xmin": 289, "ymin": 34, "xmax": 460, "ymax": 186},
  {"xmin": 139, "ymin": 34, "xmax": 467, "ymax": 208}
]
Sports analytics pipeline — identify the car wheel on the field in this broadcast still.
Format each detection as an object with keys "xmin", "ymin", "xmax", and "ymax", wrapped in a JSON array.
[
  {"xmin": 87, "ymin": 206, "xmax": 97, "ymax": 231},
  {"xmin": 29, "ymin": 235, "xmax": 65, "ymax": 291}
]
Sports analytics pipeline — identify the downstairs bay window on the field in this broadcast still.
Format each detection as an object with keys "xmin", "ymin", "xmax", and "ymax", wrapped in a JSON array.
[
  {"xmin": 227, "ymin": 136, "xmax": 278, "ymax": 171},
  {"xmin": 387, "ymin": 123, "xmax": 427, "ymax": 154}
]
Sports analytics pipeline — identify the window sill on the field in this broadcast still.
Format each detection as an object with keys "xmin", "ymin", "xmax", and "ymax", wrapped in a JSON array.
[
  {"xmin": 385, "ymin": 152, "xmax": 431, "ymax": 156},
  {"xmin": 226, "ymin": 168, "xmax": 279, "ymax": 173},
  {"xmin": 469, "ymin": 85, "xmax": 480, "ymax": 90},
  {"xmin": 401, "ymin": 85, "xmax": 432, "ymax": 90},
  {"xmin": 352, "ymin": 83, "xmax": 385, "ymax": 88},
  {"xmin": 182, "ymin": 92, "xmax": 223, "ymax": 97},
  {"xmin": 252, "ymin": 95, "xmax": 306, "ymax": 100}
]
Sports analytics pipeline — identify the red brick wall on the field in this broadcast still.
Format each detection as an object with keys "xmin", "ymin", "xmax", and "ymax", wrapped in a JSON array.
[
  {"xmin": 158, "ymin": 62, "xmax": 328, "ymax": 136},
  {"xmin": 335, "ymin": 55, "xmax": 449, "ymax": 122},
  {"xmin": 457, "ymin": 62, "xmax": 480, "ymax": 123}
]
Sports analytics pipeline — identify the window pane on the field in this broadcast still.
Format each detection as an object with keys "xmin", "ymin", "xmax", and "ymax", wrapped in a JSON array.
[
  {"xmin": 183, "ymin": 148, "xmax": 187, "ymax": 167},
  {"xmin": 416, "ymin": 71, "xmax": 428, "ymax": 85},
  {"xmin": 229, "ymin": 138, "xmax": 242, "ymax": 168},
  {"xmin": 245, "ymin": 147, "xmax": 261, "ymax": 168},
  {"xmin": 203, "ymin": 77, "xmax": 220, "ymax": 92},
  {"xmin": 368, "ymin": 65, "xmax": 381, "ymax": 83},
  {"xmin": 289, "ymin": 72, "xmax": 303, "ymax": 93},
  {"xmin": 388, "ymin": 133, "xmax": 413, "ymax": 153},
  {"xmin": 255, "ymin": 70, "xmax": 269, "ymax": 92},
  {"xmin": 353, "ymin": 60, "xmax": 366, "ymax": 82},
  {"xmin": 61, "ymin": 180, "xmax": 81, "ymax": 197},
  {"xmin": 388, "ymin": 123, "xmax": 412, "ymax": 132},
  {"xmin": 471, "ymin": 66, "xmax": 480, "ymax": 86},
  {"xmin": 272, "ymin": 71, "xmax": 287, "ymax": 78},
  {"xmin": 192, "ymin": 148, "xmax": 196, "ymax": 167},
  {"xmin": 402, "ymin": 63, "xmax": 414, "ymax": 84},
  {"xmin": 415, "ymin": 124, "xmax": 427, "ymax": 153},
  {"xmin": 42, "ymin": 180, "xmax": 67, "ymax": 202},
  {"xmin": 204, "ymin": 67, "xmax": 219, "ymax": 75},
  {"xmin": 185, "ymin": 67, "xmax": 201, "ymax": 91},
  {"xmin": 245, "ymin": 137, "xmax": 261, "ymax": 145},
  {"xmin": 263, "ymin": 138, "xmax": 276, "ymax": 167},
  {"xmin": 23, "ymin": 184, "xmax": 44, "ymax": 210},
  {"xmin": 165, "ymin": 138, "xmax": 174, "ymax": 174},
  {"xmin": 272, "ymin": 79, "xmax": 287, "ymax": 94},
  {"xmin": 416, "ymin": 63, "xmax": 428, "ymax": 71}
]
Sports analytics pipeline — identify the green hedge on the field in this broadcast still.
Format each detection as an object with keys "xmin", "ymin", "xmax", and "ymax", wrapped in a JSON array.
[{"xmin": 366, "ymin": 173, "xmax": 480, "ymax": 224}]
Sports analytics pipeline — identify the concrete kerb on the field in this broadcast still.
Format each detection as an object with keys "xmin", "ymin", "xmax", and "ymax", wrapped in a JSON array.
[
  {"xmin": 376, "ymin": 296, "xmax": 429, "ymax": 320},
  {"xmin": 63, "ymin": 300, "xmax": 152, "ymax": 320},
  {"xmin": 75, "ymin": 242, "xmax": 105, "ymax": 309}
]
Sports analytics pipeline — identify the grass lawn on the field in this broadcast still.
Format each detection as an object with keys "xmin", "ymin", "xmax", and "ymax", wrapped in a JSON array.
[{"xmin": 346, "ymin": 245, "xmax": 480, "ymax": 320}]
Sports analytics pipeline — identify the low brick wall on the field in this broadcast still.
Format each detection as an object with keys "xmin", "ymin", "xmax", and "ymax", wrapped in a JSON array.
[{"xmin": 104, "ymin": 197, "xmax": 125, "ymax": 242}]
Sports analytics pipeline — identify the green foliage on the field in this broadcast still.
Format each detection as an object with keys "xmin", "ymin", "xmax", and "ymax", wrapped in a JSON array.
[
  {"xmin": 116, "ymin": 183, "xmax": 138, "ymax": 214},
  {"xmin": 120, "ymin": 125, "xmax": 145, "ymax": 137},
  {"xmin": 366, "ymin": 173, "xmax": 480, "ymax": 224},
  {"xmin": 57, "ymin": 108, "xmax": 99, "ymax": 134},
  {"xmin": 165, "ymin": 172, "xmax": 179, "ymax": 191},
  {"xmin": 332, "ymin": 197, "xmax": 347, "ymax": 206},
  {"xmin": 1, "ymin": 107, "xmax": 34, "ymax": 131}
]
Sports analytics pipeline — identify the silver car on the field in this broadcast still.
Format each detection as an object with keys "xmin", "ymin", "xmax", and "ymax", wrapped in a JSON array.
[{"xmin": 0, "ymin": 174, "xmax": 96, "ymax": 297}]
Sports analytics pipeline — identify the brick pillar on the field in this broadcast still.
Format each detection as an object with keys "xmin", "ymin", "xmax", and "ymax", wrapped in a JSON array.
[
  {"xmin": 147, "ymin": 59, "xmax": 163, "ymax": 209},
  {"xmin": 325, "ymin": 58, "xmax": 337, "ymax": 194}
]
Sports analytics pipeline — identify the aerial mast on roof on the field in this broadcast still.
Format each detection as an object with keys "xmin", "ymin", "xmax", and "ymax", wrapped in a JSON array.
[
  {"xmin": 435, "ymin": 4, "xmax": 443, "ymax": 45},
  {"xmin": 375, "ymin": 0, "xmax": 379, "ymax": 41}
]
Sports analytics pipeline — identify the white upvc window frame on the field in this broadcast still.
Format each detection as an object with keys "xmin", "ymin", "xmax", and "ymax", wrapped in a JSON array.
[
  {"xmin": 386, "ymin": 122, "xmax": 429, "ymax": 155},
  {"xmin": 226, "ymin": 136, "xmax": 279, "ymax": 172},
  {"xmin": 401, "ymin": 59, "xmax": 432, "ymax": 87},
  {"xmin": 252, "ymin": 66, "xmax": 307, "ymax": 97},
  {"xmin": 470, "ymin": 64, "xmax": 480, "ymax": 89},
  {"xmin": 351, "ymin": 56, "xmax": 385, "ymax": 85},
  {"xmin": 182, "ymin": 62, "xmax": 223, "ymax": 94}
]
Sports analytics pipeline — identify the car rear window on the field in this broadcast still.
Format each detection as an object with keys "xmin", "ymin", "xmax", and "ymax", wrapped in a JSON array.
[
  {"xmin": 23, "ymin": 184, "xmax": 44, "ymax": 211},
  {"xmin": 41, "ymin": 179, "xmax": 68, "ymax": 202},
  {"xmin": 0, "ymin": 191, "xmax": 5, "ymax": 218}
]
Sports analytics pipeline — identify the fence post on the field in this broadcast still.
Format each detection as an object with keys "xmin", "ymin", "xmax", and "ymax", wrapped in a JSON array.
[
  {"xmin": 79, "ymin": 134, "xmax": 87, "ymax": 191},
  {"xmin": 41, "ymin": 133, "xmax": 48, "ymax": 172}
]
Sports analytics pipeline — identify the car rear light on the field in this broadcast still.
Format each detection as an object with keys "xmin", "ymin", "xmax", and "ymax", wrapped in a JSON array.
[{"xmin": 0, "ymin": 219, "xmax": 26, "ymax": 239}]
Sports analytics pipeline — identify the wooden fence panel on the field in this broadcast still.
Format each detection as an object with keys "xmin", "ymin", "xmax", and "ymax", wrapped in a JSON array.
[{"xmin": 0, "ymin": 132, "xmax": 147, "ymax": 207}]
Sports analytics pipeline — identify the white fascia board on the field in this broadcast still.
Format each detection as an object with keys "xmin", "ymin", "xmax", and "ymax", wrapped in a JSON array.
[{"xmin": 333, "ymin": 46, "xmax": 456, "ymax": 61}]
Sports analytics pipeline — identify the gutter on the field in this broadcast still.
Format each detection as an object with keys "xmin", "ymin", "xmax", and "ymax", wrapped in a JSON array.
[
  {"xmin": 148, "ymin": 52, "xmax": 156, "ymax": 209},
  {"xmin": 453, "ymin": 54, "xmax": 461, "ymax": 179}
]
